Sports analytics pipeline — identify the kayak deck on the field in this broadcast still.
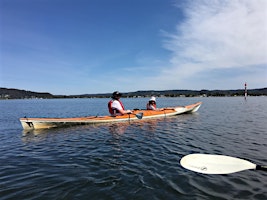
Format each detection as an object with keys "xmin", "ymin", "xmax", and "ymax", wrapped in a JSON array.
[{"xmin": 20, "ymin": 102, "xmax": 202, "ymax": 130}]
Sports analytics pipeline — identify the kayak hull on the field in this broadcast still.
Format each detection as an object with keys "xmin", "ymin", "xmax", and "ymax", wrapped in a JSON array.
[{"xmin": 20, "ymin": 102, "xmax": 202, "ymax": 130}]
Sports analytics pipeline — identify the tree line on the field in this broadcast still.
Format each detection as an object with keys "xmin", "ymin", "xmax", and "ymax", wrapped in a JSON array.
[{"xmin": 1, "ymin": 87, "xmax": 266, "ymax": 99}]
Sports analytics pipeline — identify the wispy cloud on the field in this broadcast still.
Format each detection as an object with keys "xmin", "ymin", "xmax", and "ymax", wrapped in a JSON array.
[{"xmin": 158, "ymin": 0, "xmax": 267, "ymax": 89}]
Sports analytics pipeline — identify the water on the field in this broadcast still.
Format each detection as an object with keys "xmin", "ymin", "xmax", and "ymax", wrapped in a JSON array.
[{"xmin": 0, "ymin": 97, "xmax": 266, "ymax": 200}]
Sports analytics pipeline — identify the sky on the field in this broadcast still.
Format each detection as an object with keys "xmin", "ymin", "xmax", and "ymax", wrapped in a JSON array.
[{"xmin": 1, "ymin": 0, "xmax": 266, "ymax": 95}]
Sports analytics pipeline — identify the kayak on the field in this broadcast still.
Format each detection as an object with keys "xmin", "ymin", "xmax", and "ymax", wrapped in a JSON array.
[{"xmin": 20, "ymin": 102, "xmax": 202, "ymax": 130}]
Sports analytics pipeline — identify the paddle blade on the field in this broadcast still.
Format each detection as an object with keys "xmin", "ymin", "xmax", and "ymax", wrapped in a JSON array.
[
  {"xmin": 135, "ymin": 112, "xmax": 143, "ymax": 119},
  {"xmin": 180, "ymin": 154, "xmax": 257, "ymax": 174}
]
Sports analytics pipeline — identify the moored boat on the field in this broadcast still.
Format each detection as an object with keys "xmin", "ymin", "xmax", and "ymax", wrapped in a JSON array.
[{"xmin": 20, "ymin": 102, "xmax": 202, "ymax": 130}]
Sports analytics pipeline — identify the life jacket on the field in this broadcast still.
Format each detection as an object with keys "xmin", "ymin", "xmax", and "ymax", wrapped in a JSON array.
[
  {"xmin": 108, "ymin": 99, "xmax": 125, "ymax": 115},
  {"xmin": 146, "ymin": 101, "xmax": 157, "ymax": 110}
]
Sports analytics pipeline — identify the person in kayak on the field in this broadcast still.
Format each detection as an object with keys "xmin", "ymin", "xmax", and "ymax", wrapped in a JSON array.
[
  {"xmin": 146, "ymin": 96, "xmax": 165, "ymax": 110},
  {"xmin": 108, "ymin": 91, "xmax": 132, "ymax": 116},
  {"xmin": 146, "ymin": 96, "xmax": 157, "ymax": 110}
]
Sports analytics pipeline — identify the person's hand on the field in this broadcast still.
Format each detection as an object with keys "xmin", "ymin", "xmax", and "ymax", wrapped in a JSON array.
[{"xmin": 126, "ymin": 110, "xmax": 132, "ymax": 114}]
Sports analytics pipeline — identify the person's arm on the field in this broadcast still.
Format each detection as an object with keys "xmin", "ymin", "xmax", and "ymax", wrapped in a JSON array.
[
  {"xmin": 149, "ymin": 104, "xmax": 164, "ymax": 111},
  {"xmin": 148, "ymin": 104, "xmax": 157, "ymax": 110},
  {"xmin": 118, "ymin": 109, "xmax": 132, "ymax": 115},
  {"xmin": 151, "ymin": 105, "xmax": 157, "ymax": 110},
  {"xmin": 112, "ymin": 101, "xmax": 132, "ymax": 115}
]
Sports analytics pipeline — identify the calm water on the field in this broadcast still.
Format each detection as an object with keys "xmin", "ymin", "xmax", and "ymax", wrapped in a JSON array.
[{"xmin": 0, "ymin": 97, "xmax": 266, "ymax": 200}]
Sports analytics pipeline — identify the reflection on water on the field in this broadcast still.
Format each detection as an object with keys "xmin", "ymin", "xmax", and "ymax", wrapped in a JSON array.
[
  {"xmin": 108, "ymin": 123, "xmax": 130, "ymax": 135},
  {"xmin": 21, "ymin": 115, "xmax": 181, "ymax": 139}
]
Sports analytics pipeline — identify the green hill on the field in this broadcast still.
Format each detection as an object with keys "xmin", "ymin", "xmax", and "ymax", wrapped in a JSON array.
[{"xmin": 0, "ymin": 88, "xmax": 54, "ymax": 99}]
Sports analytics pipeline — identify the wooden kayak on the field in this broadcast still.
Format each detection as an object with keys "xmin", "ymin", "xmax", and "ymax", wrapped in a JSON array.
[{"xmin": 20, "ymin": 102, "xmax": 202, "ymax": 130}]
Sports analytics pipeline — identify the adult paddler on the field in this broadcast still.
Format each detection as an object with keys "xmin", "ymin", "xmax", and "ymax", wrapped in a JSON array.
[{"xmin": 108, "ymin": 91, "xmax": 132, "ymax": 116}]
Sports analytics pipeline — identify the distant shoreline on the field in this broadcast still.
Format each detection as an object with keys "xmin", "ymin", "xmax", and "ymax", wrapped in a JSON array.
[{"xmin": 1, "ymin": 87, "xmax": 266, "ymax": 99}]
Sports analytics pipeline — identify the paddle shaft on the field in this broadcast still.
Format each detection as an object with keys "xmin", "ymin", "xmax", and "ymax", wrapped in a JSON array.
[{"xmin": 256, "ymin": 165, "xmax": 267, "ymax": 171}]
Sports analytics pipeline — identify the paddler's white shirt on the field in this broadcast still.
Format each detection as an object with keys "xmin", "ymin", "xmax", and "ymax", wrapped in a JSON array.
[
  {"xmin": 147, "ymin": 104, "xmax": 156, "ymax": 110},
  {"xmin": 111, "ymin": 100, "xmax": 123, "ymax": 111}
]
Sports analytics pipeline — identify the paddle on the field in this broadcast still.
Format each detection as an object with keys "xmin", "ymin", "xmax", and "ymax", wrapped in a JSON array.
[
  {"xmin": 135, "ymin": 112, "xmax": 143, "ymax": 119},
  {"xmin": 126, "ymin": 111, "xmax": 143, "ymax": 119},
  {"xmin": 180, "ymin": 154, "xmax": 267, "ymax": 174}
]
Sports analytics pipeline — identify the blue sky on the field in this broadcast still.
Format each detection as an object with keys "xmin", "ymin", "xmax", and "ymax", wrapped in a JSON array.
[{"xmin": 1, "ymin": 0, "xmax": 266, "ymax": 95}]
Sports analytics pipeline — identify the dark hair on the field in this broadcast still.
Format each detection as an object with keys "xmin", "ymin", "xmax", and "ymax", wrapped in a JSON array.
[{"xmin": 112, "ymin": 91, "xmax": 122, "ymax": 99}]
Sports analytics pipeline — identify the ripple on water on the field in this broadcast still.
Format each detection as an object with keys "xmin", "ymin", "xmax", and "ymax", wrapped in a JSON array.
[{"xmin": 0, "ymin": 97, "xmax": 267, "ymax": 199}]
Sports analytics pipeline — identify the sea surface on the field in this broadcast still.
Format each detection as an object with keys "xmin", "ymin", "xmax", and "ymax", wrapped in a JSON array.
[{"xmin": 0, "ymin": 97, "xmax": 266, "ymax": 200}]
